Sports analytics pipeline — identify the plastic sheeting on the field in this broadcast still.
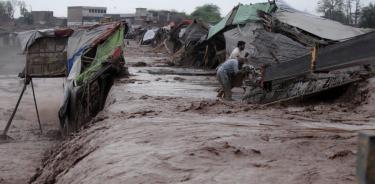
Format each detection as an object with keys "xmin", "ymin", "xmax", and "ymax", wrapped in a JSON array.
[
  {"xmin": 208, "ymin": 1, "xmax": 370, "ymax": 41},
  {"xmin": 18, "ymin": 29, "xmax": 73, "ymax": 52},
  {"xmin": 208, "ymin": 3, "xmax": 275, "ymax": 39},
  {"xmin": 180, "ymin": 20, "xmax": 209, "ymax": 45},
  {"xmin": 275, "ymin": 0, "xmax": 370, "ymax": 41},
  {"xmin": 264, "ymin": 31, "xmax": 375, "ymax": 81},
  {"xmin": 76, "ymin": 27, "xmax": 124, "ymax": 85},
  {"xmin": 224, "ymin": 23, "xmax": 310, "ymax": 67},
  {"xmin": 142, "ymin": 29, "xmax": 158, "ymax": 42},
  {"xmin": 67, "ymin": 24, "xmax": 115, "ymax": 79},
  {"xmin": 18, "ymin": 29, "xmax": 55, "ymax": 52}
]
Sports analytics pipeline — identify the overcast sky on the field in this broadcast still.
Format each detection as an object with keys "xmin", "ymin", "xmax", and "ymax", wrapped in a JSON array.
[{"xmin": 21, "ymin": 0, "xmax": 373, "ymax": 17}]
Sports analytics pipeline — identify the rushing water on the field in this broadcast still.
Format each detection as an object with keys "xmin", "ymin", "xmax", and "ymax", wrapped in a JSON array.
[{"xmin": 0, "ymin": 34, "xmax": 26, "ymax": 76}]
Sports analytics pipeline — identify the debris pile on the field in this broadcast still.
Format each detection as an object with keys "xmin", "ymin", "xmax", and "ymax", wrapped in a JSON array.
[
  {"xmin": 167, "ymin": 19, "xmax": 209, "ymax": 67},
  {"xmin": 161, "ymin": 1, "xmax": 374, "ymax": 104}
]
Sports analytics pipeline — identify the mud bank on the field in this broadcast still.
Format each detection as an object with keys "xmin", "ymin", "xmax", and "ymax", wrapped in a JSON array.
[
  {"xmin": 0, "ymin": 77, "xmax": 64, "ymax": 184},
  {"xmin": 30, "ymin": 44, "xmax": 375, "ymax": 184}
]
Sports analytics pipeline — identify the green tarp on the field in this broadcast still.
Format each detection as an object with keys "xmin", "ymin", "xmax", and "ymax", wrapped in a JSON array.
[
  {"xmin": 76, "ymin": 27, "xmax": 124, "ymax": 85},
  {"xmin": 207, "ymin": 3, "xmax": 275, "ymax": 40}
]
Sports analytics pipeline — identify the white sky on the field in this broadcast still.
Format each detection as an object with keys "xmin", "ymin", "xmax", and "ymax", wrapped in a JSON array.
[{"xmin": 20, "ymin": 0, "xmax": 373, "ymax": 17}]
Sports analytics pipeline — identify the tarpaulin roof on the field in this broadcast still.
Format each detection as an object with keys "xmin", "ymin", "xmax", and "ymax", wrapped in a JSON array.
[
  {"xmin": 224, "ymin": 23, "xmax": 309, "ymax": 67},
  {"xmin": 275, "ymin": 1, "xmax": 370, "ymax": 41},
  {"xmin": 76, "ymin": 26, "xmax": 124, "ymax": 85},
  {"xmin": 180, "ymin": 19, "xmax": 209, "ymax": 45},
  {"xmin": 66, "ymin": 23, "xmax": 121, "ymax": 80},
  {"xmin": 18, "ymin": 28, "xmax": 73, "ymax": 52},
  {"xmin": 208, "ymin": 1, "xmax": 371, "ymax": 41},
  {"xmin": 207, "ymin": 3, "xmax": 275, "ymax": 39}
]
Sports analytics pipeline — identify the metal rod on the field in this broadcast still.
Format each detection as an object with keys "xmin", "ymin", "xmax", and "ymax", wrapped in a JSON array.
[
  {"xmin": 2, "ymin": 83, "xmax": 27, "ymax": 137},
  {"xmin": 31, "ymin": 79, "xmax": 43, "ymax": 134}
]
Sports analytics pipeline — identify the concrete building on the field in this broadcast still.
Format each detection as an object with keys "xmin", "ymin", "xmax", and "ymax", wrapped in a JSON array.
[
  {"xmin": 132, "ymin": 8, "xmax": 188, "ymax": 26},
  {"xmin": 105, "ymin": 13, "xmax": 136, "ymax": 24},
  {"xmin": 68, "ymin": 6, "xmax": 107, "ymax": 26},
  {"xmin": 31, "ymin": 11, "xmax": 54, "ymax": 25}
]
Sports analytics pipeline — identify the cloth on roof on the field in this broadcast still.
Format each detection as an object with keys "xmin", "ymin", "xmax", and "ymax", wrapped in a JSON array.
[
  {"xmin": 76, "ymin": 26, "xmax": 124, "ymax": 85},
  {"xmin": 18, "ymin": 29, "xmax": 73, "ymax": 52},
  {"xmin": 67, "ymin": 24, "xmax": 115, "ymax": 78},
  {"xmin": 275, "ymin": 0, "xmax": 370, "ymax": 41},
  {"xmin": 208, "ymin": 3, "xmax": 275, "ymax": 39},
  {"xmin": 224, "ymin": 23, "xmax": 310, "ymax": 67},
  {"xmin": 18, "ymin": 29, "xmax": 55, "ymax": 52}
]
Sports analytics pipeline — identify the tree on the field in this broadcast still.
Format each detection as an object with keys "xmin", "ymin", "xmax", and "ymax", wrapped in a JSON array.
[
  {"xmin": 191, "ymin": 4, "xmax": 221, "ymax": 24},
  {"xmin": 5, "ymin": 0, "xmax": 14, "ymax": 19},
  {"xmin": 360, "ymin": 3, "xmax": 375, "ymax": 28},
  {"xmin": 18, "ymin": 0, "xmax": 32, "ymax": 24},
  {"xmin": 0, "ymin": 0, "xmax": 15, "ymax": 22},
  {"xmin": 344, "ymin": 0, "xmax": 352, "ymax": 24},
  {"xmin": 317, "ymin": 0, "xmax": 347, "ymax": 24},
  {"xmin": 18, "ymin": 0, "xmax": 27, "ymax": 16},
  {"xmin": 353, "ymin": 0, "xmax": 361, "ymax": 25}
]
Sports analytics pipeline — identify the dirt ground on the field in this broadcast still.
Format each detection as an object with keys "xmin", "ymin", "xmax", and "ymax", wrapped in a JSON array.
[{"xmin": 24, "ymin": 42, "xmax": 375, "ymax": 184}]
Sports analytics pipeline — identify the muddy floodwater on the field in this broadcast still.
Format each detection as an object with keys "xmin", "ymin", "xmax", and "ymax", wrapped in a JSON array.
[
  {"xmin": 0, "ymin": 35, "xmax": 64, "ymax": 184},
  {"xmin": 25, "ymin": 42, "xmax": 375, "ymax": 184}
]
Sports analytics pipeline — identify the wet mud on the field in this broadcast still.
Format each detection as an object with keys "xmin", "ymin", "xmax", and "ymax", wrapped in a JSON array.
[{"xmin": 29, "ymin": 42, "xmax": 375, "ymax": 184}]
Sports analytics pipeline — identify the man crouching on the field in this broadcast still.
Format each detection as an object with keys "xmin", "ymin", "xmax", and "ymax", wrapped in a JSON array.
[{"xmin": 216, "ymin": 57, "xmax": 247, "ymax": 101}]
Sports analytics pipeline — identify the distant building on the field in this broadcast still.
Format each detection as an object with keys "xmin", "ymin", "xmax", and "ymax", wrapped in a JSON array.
[
  {"xmin": 68, "ymin": 6, "xmax": 107, "ymax": 26},
  {"xmin": 120, "ymin": 14, "xmax": 136, "ymax": 25},
  {"xmin": 105, "ymin": 13, "xmax": 136, "ymax": 24},
  {"xmin": 133, "ymin": 8, "xmax": 188, "ymax": 26},
  {"xmin": 31, "ymin": 11, "xmax": 54, "ymax": 25},
  {"xmin": 55, "ymin": 17, "xmax": 68, "ymax": 27},
  {"xmin": 135, "ymin": 8, "xmax": 148, "ymax": 17}
]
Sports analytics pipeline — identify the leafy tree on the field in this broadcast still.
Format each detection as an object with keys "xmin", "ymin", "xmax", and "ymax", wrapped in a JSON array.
[
  {"xmin": 0, "ymin": 0, "xmax": 14, "ymax": 22},
  {"xmin": 191, "ymin": 4, "xmax": 221, "ymax": 24},
  {"xmin": 5, "ymin": 0, "xmax": 14, "ymax": 19},
  {"xmin": 18, "ymin": 0, "xmax": 32, "ymax": 24},
  {"xmin": 360, "ymin": 3, "xmax": 375, "ymax": 28},
  {"xmin": 317, "ymin": 0, "xmax": 347, "ymax": 24},
  {"xmin": 353, "ymin": 0, "xmax": 361, "ymax": 25}
]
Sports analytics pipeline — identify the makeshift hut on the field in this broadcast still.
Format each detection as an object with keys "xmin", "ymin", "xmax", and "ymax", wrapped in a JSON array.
[
  {"xmin": 165, "ymin": 20, "xmax": 193, "ymax": 53},
  {"xmin": 171, "ymin": 19, "xmax": 210, "ymax": 67},
  {"xmin": 60, "ymin": 22, "xmax": 127, "ymax": 134},
  {"xmin": 185, "ymin": 0, "xmax": 370, "ymax": 69}
]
